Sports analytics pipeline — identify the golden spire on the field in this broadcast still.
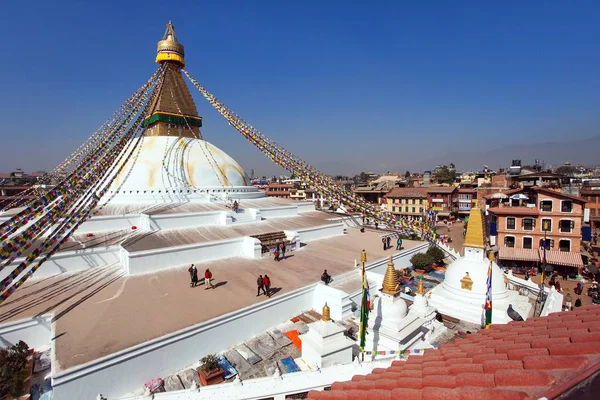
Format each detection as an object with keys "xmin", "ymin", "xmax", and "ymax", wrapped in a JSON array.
[
  {"xmin": 382, "ymin": 256, "xmax": 400, "ymax": 296},
  {"xmin": 464, "ymin": 207, "xmax": 486, "ymax": 249},
  {"xmin": 417, "ymin": 277, "xmax": 424, "ymax": 295},
  {"xmin": 156, "ymin": 21, "xmax": 185, "ymax": 67},
  {"xmin": 322, "ymin": 303, "xmax": 331, "ymax": 321}
]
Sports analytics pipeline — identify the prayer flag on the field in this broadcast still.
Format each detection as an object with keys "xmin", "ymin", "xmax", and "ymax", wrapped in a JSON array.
[
  {"xmin": 359, "ymin": 263, "xmax": 370, "ymax": 350},
  {"xmin": 484, "ymin": 261, "xmax": 493, "ymax": 328}
]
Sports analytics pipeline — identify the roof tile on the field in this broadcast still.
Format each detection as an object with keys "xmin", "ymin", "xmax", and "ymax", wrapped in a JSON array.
[
  {"xmin": 449, "ymin": 363, "xmax": 484, "ymax": 374},
  {"xmin": 423, "ymin": 361, "xmax": 447, "ymax": 368},
  {"xmin": 422, "ymin": 375, "xmax": 456, "ymax": 388},
  {"xmin": 455, "ymin": 373, "xmax": 496, "ymax": 387},
  {"xmin": 494, "ymin": 369, "xmax": 554, "ymax": 386},
  {"xmin": 570, "ymin": 332, "xmax": 600, "ymax": 343},
  {"xmin": 482, "ymin": 360, "xmax": 524, "ymax": 373},
  {"xmin": 530, "ymin": 337, "xmax": 569, "ymax": 349},
  {"xmin": 512, "ymin": 334, "xmax": 549, "ymax": 344},
  {"xmin": 422, "ymin": 387, "xmax": 460, "ymax": 400},
  {"xmin": 458, "ymin": 387, "xmax": 530, "ymax": 400},
  {"xmin": 445, "ymin": 357, "xmax": 474, "ymax": 365},
  {"xmin": 548, "ymin": 342, "xmax": 600, "ymax": 355},
  {"xmin": 423, "ymin": 366, "xmax": 450, "ymax": 376},
  {"xmin": 506, "ymin": 348, "xmax": 549, "ymax": 360},
  {"xmin": 390, "ymin": 388, "xmax": 423, "ymax": 399},
  {"xmin": 472, "ymin": 353, "xmax": 509, "ymax": 364},
  {"xmin": 522, "ymin": 355, "xmax": 589, "ymax": 370},
  {"xmin": 491, "ymin": 342, "xmax": 530, "ymax": 354}
]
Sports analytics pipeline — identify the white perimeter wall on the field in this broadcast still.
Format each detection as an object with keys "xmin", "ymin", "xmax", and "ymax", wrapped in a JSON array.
[
  {"xmin": 258, "ymin": 206, "xmax": 299, "ymax": 219},
  {"xmin": 51, "ymin": 284, "xmax": 317, "ymax": 400},
  {"xmin": 0, "ymin": 247, "xmax": 121, "ymax": 282},
  {"xmin": 0, "ymin": 316, "xmax": 52, "ymax": 350},
  {"xmin": 125, "ymin": 237, "xmax": 261, "ymax": 275},
  {"xmin": 296, "ymin": 223, "xmax": 345, "ymax": 243}
]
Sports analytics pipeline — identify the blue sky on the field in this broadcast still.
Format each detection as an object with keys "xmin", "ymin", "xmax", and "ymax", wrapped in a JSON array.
[{"xmin": 1, "ymin": 0, "xmax": 599, "ymax": 176}]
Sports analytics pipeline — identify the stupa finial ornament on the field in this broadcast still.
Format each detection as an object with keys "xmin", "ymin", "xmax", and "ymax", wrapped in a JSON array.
[
  {"xmin": 461, "ymin": 272, "xmax": 473, "ymax": 291},
  {"xmin": 156, "ymin": 21, "xmax": 185, "ymax": 66},
  {"xmin": 417, "ymin": 277, "xmax": 425, "ymax": 295},
  {"xmin": 322, "ymin": 302, "xmax": 331, "ymax": 321},
  {"xmin": 382, "ymin": 256, "xmax": 400, "ymax": 296},
  {"xmin": 464, "ymin": 208, "xmax": 486, "ymax": 249}
]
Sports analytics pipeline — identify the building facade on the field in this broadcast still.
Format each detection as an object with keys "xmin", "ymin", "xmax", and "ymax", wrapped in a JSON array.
[
  {"xmin": 263, "ymin": 183, "xmax": 295, "ymax": 198},
  {"xmin": 456, "ymin": 187, "xmax": 476, "ymax": 218},
  {"xmin": 580, "ymin": 184, "xmax": 600, "ymax": 230},
  {"xmin": 487, "ymin": 187, "xmax": 586, "ymax": 271},
  {"xmin": 427, "ymin": 186, "xmax": 457, "ymax": 219},
  {"xmin": 383, "ymin": 188, "xmax": 429, "ymax": 220}
]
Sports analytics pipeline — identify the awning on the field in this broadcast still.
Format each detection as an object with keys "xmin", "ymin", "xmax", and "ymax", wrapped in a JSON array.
[
  {"xmin": 436, "ymin": 211, "xmax": 451, "ymax": 216},
  {"xmin": 539, "ymin": 249, "xmax": 584, "ymax": 268},
  {"xmin": 499, "ymin": 246, "xmax": 540, "ymax": 262}
]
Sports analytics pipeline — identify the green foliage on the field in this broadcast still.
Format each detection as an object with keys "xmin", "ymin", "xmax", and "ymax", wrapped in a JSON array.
[
  {"xmin": 426, "ymin": 246, "xmax": 446, "ymax": 263},
  {"xmin": 410, "ymin": 252, "xmax": 434, "ymax": 270},
  {"xmin": 405, "ymin": 170, "xmax": 411, "ymax": 178},
  {"xmin": 555, "ymin": 165, "xmax": 577, "ymax": 176},
  {"xmin": 435, "ymin": 166, "xmax": 456, "ymax": 184},
  {"xmin": 200, "ymin": 354, "xmax": 220, "ymax": 373},
  {"xmin": 0, "ymin": 341, "xmax": 29, "ymax": 398}
]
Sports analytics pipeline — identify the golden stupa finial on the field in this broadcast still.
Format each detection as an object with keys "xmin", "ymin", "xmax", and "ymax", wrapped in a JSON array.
[
  {"xmin": 488, "ymin": 250, "xmax": 495, "ymax": 262},
  {"xmin": 382, "ymin": 256, "xmax": 400, "ymax": 296},
  {"xmin": 156, "ymin": 21, "xmax": 185, "ymax": 67},
  {"xmin": 464, "ymin": 207, "xmax": 486, "ymax": 249},
  {"xmin": 322, "ymin": 303, "xmax": 331, "ymax": 321},
  {"xmin": 361, "ymin": 249, "xmax": 367, "ymax": 264},
  {"xmin": 417, "ymin": 277, "xmax": 424, "ymax": 295}
]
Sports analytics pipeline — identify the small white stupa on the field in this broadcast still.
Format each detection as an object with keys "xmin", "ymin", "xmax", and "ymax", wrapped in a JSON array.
[
  {"xmin": 364, "ymin": 258, "xmax": 434, "ymax": 353},
  {"xmin": 301, "ymin": 303, "xmax": 355, "ymax": 368},
  {"xmin": 428, "ymin": 208, "xmax": 532, "ymax": 324},
  {"xmin": 409, "ymin": 278, "xmax": 443, "ymax": 339}
]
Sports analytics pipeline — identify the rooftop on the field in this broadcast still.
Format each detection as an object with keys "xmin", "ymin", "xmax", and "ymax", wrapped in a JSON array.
[
  {"xmin": 309, "ymin": 305, "xmax": 600, "ymax": 400},
  {"xmin": 427, "ymin": 186, "xmax": 457, "ymax": 194},
  {"xmin": 487, "ymin": 206, "xmax": 540, "ymax": 216},
  {"xmin": 0, "ymin": 227, "xmax": 422, "ymax": 372},
  {"xmin": 384, "ymin": 187, "xmax": 429, "ymax": 199}
]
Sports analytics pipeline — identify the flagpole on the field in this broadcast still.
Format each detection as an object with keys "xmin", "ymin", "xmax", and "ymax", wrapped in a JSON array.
[{"xmin": 359, "ymin": 249, "xmax": 368, "ymax": 352}]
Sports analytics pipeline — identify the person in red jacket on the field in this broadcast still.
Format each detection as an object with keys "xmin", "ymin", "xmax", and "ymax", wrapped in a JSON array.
[
  {"xmin": 263, "ymin": 274, "xmax": 271, "ymax": 297},
  {"xmin": 204, "ymin": 269, "xmax": 215, "ymax": 290}
]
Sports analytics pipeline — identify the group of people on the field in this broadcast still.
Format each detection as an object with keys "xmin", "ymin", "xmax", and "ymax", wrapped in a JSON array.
[
  {"xmin": 188, "ymin": 264, "xmax": 215, "ymax": 289},
  {"xmin": 256, "ymin": 274, "xmax": 272, "ymax": 297},
  {"xmin": 273, "ymin": 242, "xmax": 287, "ymax": 262},
  {"xmin": 381, "ymin": 235, "xmax": 403, "ymax": 251}
]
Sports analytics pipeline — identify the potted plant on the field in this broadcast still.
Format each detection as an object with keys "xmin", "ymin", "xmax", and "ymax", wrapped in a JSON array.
[
  {"xmin": 0, "ymin": 341, "xmax": 31, "ymax": 399},
  {"xmin": 197, "ymin": 354, "xmax": 224, "ymax": 386}
]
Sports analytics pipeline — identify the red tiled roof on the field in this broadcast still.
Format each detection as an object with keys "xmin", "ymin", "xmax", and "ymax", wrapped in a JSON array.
[
  {"xmin": 499, "ymin": 246, "xmax": 540, "ymax": 262},
  {"xmin": 384, "ymin": 187, "xmax": 429, "ymax": 199},
  {"xmin": 540, "ymin": 249, "xmax": 584, "ymax": 268},
  {"xmin": 427, "ymin": 186, "xmax": 457, "ymax": 194},
  {"xmin": 487, "ymin": 206, "xmax": 540, "ymax": 216},
  {"xmin": 308, "ymin": 305, "xmax": 600, "ymax": 400}
]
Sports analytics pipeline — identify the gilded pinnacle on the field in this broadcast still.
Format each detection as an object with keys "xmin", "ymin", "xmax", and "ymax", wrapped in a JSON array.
[{"xmin": 382, "ymin": 256, "xmax": 400, "ymax": 295}]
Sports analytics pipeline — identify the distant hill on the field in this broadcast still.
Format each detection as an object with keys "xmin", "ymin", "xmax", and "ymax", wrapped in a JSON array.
[{"xmin": 407, "ymin": 136, "xmax": 600, "ymax": 172}]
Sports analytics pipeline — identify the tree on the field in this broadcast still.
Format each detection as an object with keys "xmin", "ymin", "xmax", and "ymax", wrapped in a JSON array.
[
  {"xmin": 0, "ymin": 341, "xmax": 29, "ymax": 398},
  {"xmin": 435, "ymin": 166, "xmax": 456, "ymax": 184},
  {"xmin": 555, "ymin": 165, "xmax": 577, "ymax": 176},
  {"xmin": 405, "ymin": 170, "xmax": 411, "ymax": 178},
  {"xmin": 359, "ymin": 172, "xmax": 369, "ymax": 182},
  {"xmin": 410, "ymin": 252, "xmax": 434, "ymax": 270},
  {"xmin": 426, "ymin": 246, "xmax": 446, "ymax": 264}
]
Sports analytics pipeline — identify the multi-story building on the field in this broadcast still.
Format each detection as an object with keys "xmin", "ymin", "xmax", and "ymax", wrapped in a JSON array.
[
  {"xmin": 427, "ymin": 186, "xmax": 457, "ymax": 220},
  {"xmin": 263, "ymin": 183, "xmax": 295, "ymax": 199},
  {"xmin": 383, "ymin": 187, "xmax": 429, "ymax": 220},
  {"xmin": 456, "ymin": 187, "xmax": 476, "ymax": 218},
  {"xmin": 487, "ymin": 186, "xmax": 586, "ymax": 272},
  {"xmin": 580, "ymin": 184, "xmax": 600, "ymax": 230}
]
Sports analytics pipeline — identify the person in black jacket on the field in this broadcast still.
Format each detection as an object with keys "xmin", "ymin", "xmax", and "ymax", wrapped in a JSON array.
[{"xmin": 257, "ymin": 275, "xmax": 266, "ymax": 296}]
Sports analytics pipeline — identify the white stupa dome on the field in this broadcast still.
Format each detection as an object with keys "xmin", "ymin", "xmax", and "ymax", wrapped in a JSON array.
[
  {"xmin": 105, "ymin": 136, "xmax": 263, "ymax": 203},
  {"xmin": 374, "ymin": 294, "xmax": 408, "ymax": 330}
]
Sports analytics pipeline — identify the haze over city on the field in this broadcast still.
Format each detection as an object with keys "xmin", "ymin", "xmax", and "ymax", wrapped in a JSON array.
[{"xmin": 1, "ymin": 0, "xmax": 599, "ymax": 175}]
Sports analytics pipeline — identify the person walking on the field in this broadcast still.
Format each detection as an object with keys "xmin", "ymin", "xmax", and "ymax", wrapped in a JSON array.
[
  {"xmin": 382, "ymin": 237, "xmax": 387, "ymax": 251},
  {"xmin": 396, "ymin": 237, "xmax": 403, "ymax": 251},
  {"xmin": 204, "ymin": 268, "xmax": 214, "ymax": 289},
  {"xmin": 386, "ymin": 236, "xmax": 391, "ymax": 250},
  {"xmin": 263, "ymin": 274, "xmax": 271, "ymax": 297},
  {"xmin": 281, "ymin": 242, "xmax": 286, "ymax": 260},
  {"xmin": 275, "ymin": 244, "xmax": 281, "ymax": 261},
  {"xmin": 188, "ymin": 264, "xmax": 198, "ymax": 287},
  {"xmin": 257, "ymin": 275, "xmax": 266, "ymax": 296}
]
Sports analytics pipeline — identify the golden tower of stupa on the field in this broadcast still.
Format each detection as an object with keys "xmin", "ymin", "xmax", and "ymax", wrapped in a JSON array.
[{"xmin": 143, "ymin": 21, "xmax": 202, "ymax": 138}]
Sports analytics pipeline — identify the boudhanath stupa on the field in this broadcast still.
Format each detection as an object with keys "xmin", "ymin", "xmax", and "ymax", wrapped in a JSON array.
[
  {"xmin": 428, "ymin": 207, "xmax": 532, "ymax": 324},
  {"xmin": 0, "ymin": 22, "xmax": 432, "ymax": 400}
]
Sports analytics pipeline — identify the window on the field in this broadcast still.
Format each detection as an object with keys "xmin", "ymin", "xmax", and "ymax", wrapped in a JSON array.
[
  {"xmin": 540, "ymin": 238, "xmax": 554, "ymax": 249},
  {"xmin": 541, "ymin": 218, "xmax": 552, "ymax": 232},
  {"xmin": 419, "ymin": 207, "xmax": 423, "ymax": 213},
  {"xmin": 412, "ymin": 199, "xmax": 416, "ymax": 204},
  {"xmin": 522, "ymin": 218, "xmax": 535, "ymax": 231},
  {"xmin": 561, "ymin": 200, "xmax": 573, "ymax": 213},
  {"xmin": 412, "ymin": 207, "xmax": 416, "ymax": 213},
  {"xmin": 419, "ymin": 199, "xmax": 423, "ymax": 205},
  {"xmin": 523, "ymin": 237, "xmax": 533, "ymax": 249},
  {"xmin": 507, "ymin": 217, "xmax": 516, "ymax": 230},
  {"xmin": 392, "ymin": 206, "xmax": 396, "ymax": 212},
  {"xmin": 559, "ymin": 239, "xmax": 571, "ymax": 252},
  {"xmin": 504, "ymin": 236, "xmax": 515, "ymax": 248},
  {"xmin": 559, "ymin": 219, "xmax": 574, "ymax": 233},
  {"xmin": 540, "ymin": 200, "xmax": 553, "ymax": 212},
  {"xmin": 405, "ymin": 206, "xmax": 409, "ymax": 212}
]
